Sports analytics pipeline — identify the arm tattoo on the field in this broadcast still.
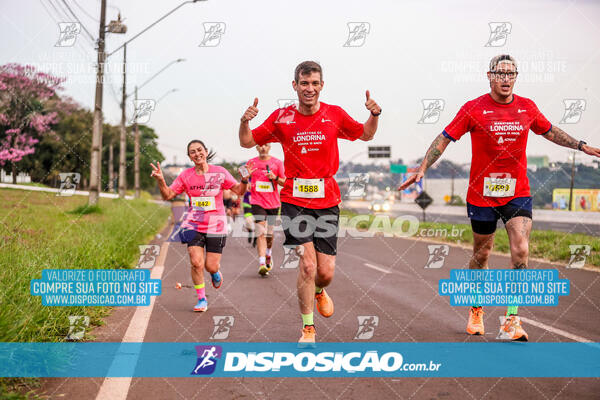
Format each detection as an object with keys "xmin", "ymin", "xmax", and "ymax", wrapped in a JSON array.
[
  {"xmin": 423, "ymin": 134, "xmax": 445, "ymax": 169},
  {"xmin": 544, "ymin": 125, "xmax": 579, "ymax": 149}
]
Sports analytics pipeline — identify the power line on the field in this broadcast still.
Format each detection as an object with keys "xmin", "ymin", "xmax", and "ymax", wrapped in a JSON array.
[
  {"xmin": 72, "ymin": 0, "xmax": 98, "ymax": 22},
  {"xmin": 45, "ymin": 0, "xmax": 95, "ymax": 49},
  {"xmin": 59, "ymin": 0, "xmax": 96, "ymax": 42}
]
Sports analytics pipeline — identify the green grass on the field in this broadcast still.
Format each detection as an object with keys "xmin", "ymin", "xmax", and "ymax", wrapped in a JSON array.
[
  {"xmin": 0, "ymin": 188, "xmax": 171, "ymax": 343},
  {"xmin": 339, "ymin": 209, "xmax": 600, "ymax": 267}
]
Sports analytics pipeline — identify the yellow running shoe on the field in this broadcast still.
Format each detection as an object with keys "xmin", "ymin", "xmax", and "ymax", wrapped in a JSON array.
[
  {"xmin": 466, "ymin": 307, "xmax": 485, "ymax": 335},
  {"xmin": 298, "ymin": 325, "xmax": 316, "ymax": 346},
  {"xmin": 315, "ymin": 289, "xmax": 334, "ymax": 318},
  {"xmin": 258, "ymin": 264, "xmax": 269, "ymax": 276},
  {"xmin": 500, "ymin": 315, "xmax": 529, "ymax": 341}
]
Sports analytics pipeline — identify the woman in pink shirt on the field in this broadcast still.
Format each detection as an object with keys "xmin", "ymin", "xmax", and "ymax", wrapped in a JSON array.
[{"xmin": 150, "ymin": 140, "xmax": 250, "ymax": 312}]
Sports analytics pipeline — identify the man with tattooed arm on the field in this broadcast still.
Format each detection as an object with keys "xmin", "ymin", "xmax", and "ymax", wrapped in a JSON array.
[{"xmin": 400, "ymin": 54, "xmax": 600, "ymax": 340}]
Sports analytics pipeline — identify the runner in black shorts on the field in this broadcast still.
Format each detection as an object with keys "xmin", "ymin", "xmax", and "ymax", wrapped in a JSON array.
[
  {"xmin": 400, "ymin": 54, "xmax": 600, "ymax": 340},
  {"xmin": 245, "ymin": 144, "xmax": 285, "ymax": 276},
  {"xmin": 151, "ymin": 140, "xmax": 252, "ymax": 312},
  {"xmin": 239, "ymin": 61, "xmax": 381, "ymax": 343}
]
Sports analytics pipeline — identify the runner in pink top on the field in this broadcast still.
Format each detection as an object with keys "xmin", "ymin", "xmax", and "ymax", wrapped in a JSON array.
[
  {"xmin": 150, "ymin": 140, "xmax": 251, "ymax": 312},
  {"xmin": 246, "ymin": 144, "xmax": 286, "ymax": 276}
]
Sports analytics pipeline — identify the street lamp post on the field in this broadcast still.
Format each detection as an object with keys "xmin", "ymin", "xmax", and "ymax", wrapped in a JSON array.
[{"xmin": 88, "ymin": 0, "xmax": 204, "ymax": 204}]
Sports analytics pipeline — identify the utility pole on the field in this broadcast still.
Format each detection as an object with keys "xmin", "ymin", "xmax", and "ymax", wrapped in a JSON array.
[
  {"xmin": 108, "ymin": 141, "xmax": 114, "ymax": 192},
  {"xmin": 88, "ymin": 0, "xmax": 107, "ymax": 205},
  {"xmin": 118, "ymin": 44, "xmax": 127, "ymax": 198},
  {"xmin": 134, "ymin": 86, "xmax": 141, "ymax": 198},
  {"xmin": 568, "ymin": 151, "xmax": 576, "ymax": 211}
]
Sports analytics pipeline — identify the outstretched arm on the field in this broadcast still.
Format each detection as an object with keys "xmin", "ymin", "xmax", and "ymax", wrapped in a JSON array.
[
  {"xmin": 398, "ymin": 133, "xmax": 452, "ymax": 190},
  {"xmin": 150, "ymin": 162, "xmax": 178, "ymax": 201},
  {"xmin": 542, "ymin": 125, "xmax": 600, "ymax": 157},
  {"xmin": 359, "ymin": 90, "xmax": 382, "ymax": 141},
  {"xmin": 239, "ymin": 98, "xmax": 259, "ymax": 148}
]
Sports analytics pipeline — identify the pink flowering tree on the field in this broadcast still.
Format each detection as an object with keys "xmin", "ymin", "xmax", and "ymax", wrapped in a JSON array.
[{"xmin": 0, "ymin": 63, "xmax": 64, "ymax": 183}]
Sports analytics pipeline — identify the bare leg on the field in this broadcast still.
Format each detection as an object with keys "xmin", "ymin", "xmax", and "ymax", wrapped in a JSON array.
[{"xmin": 297, "ymin": 242, "xmax": 317, "ymax": 315}]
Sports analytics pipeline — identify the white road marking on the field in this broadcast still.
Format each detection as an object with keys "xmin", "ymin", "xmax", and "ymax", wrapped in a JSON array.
[
  {"xmin": 520, "ymin": 317, "xmax": 593, "ymax": 343},
  {"xmin": 363, "ymin": 262, "xmax": 392, "ymax": 274},
  {"xmin": 95, "ymin": 241, "xmax": 170, "ymax": 400}
]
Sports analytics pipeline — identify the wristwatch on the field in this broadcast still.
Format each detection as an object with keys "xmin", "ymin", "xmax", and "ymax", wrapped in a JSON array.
[
  {"xmin": 371, "ymin": 109, "xmax": 382, "ymax": 117},
  {"xmin": 241, "ymin": 178, "xmax": 249, "ymax": 184},
  {"xmin": 578, "ymin": 140, "xmax": 587, "ymax": 151}
]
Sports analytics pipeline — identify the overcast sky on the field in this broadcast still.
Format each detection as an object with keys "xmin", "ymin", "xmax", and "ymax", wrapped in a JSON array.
[{"xmin": 2, "ymin": 0, "xmax": 599, "ymax": 166}]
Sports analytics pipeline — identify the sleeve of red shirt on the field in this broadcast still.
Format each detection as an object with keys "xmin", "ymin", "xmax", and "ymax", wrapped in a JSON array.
[
  {"xmin": 251, "ymin": 110, "xmax": 281, "ymax": 145},
  {"xmin": 221, "ymin": 167, "xmax": 237, "ymax": 190},
  {"xmin": 528, "ymin": 100, "xmax": 552, "ymax": 135},
  {"xmin": 169, "ymin": 172, "xmax": 186, "ymax": 195},
  {"xmin": 336, "ymin": 106, "xmax": 364, "ymax": 141},
  {"xmin": 443, "ymin": 103, "xmax": 473, "ymax": 142}
]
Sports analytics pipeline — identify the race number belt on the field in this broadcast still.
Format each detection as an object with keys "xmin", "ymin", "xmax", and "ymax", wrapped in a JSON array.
[
  {"xmin": 483, "ymin": 177, "xmax": 516, "ymax": 197},
  {"xmin": 255, "ymin": 180, "xmax": 274, "ymax": 193},
  {"xmin": 191, "ymin": 196, "xmax": 216, "ymax": 211},
  {"xmin": 292, "ymin": 178, "xmax": 325, "ymax": 198}
]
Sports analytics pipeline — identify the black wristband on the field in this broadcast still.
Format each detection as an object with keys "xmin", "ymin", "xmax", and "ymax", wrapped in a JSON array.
[
  {"xmin": 578, "ymin": 140, "xmax": 587, "ymax": 151},
  {"xmin": 241, "ymin": 179, "xmax": 248, "ymax": 184},
  {"xmin": 371, "ymin": 109, "xmax": 381, "ymax": 117}
]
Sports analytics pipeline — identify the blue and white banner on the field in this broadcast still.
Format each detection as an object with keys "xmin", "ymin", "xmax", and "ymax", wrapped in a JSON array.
[
  {"xmin": 1, "ymin": 342, "xmax": 598, "ymax": 378},
  {"xmin": 439, "ymin": 269, "xmax": 569, "ymax": 306}
]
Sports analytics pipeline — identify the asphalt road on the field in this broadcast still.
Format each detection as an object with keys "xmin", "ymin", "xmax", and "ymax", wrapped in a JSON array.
[
  {"xmin": 347, "ymin": 206, "xmax": 600, "ymax": 237},
  {"xmin": 42, "ymin": 205, "xmax": 600, "ymax": 399}
]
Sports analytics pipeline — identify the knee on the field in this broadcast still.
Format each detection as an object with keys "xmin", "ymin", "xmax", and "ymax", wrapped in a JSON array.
[
  {"xmin": 473, "ymin": 245, "xmax": 492, "ymax": 267},
  {"xmin": 190, "ymin": 257, "xmax": 203, "ymax": 271},
  {"xmin": 317, "ymin": 267, "xmax": 334, "ymax": 285},
  {"xmin": 511, "ymin": 242, "xmax": 529, "ymax": 263},
  {"xmin": 205, "ymin": 261, "xmax": 219, "ymax": 274},
  {"xmin": 300, "ymin": 258, "xmax": 317, "ymax": 279}
]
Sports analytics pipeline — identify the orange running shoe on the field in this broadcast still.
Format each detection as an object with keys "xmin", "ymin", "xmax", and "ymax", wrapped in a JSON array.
[
  {"xmin": 466, "ymin": 307, "xmax": 485, "ymax": 335},
  {"xmin": 298, "ymin": 325, "xmax": 316, "ymax": 346},
  {"xmin": 315, "ymin": 289, "xmax": 334, "ymax": 318},
  {"xmin": 500, "ymin": 315, "xmax": 529, "ymax": 341}
]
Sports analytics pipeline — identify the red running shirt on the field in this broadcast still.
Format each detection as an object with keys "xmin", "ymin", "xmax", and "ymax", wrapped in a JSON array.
[
  {"xmin": 252, "ymin": 102, "xmax": 364, "ymax": 209},
  {"xmin": 443, "ymin": 94, "xmax": 552, "ymax": 207}
]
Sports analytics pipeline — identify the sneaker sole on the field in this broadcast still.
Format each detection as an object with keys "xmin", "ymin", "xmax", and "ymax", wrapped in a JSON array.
[
  {"xmin": 211, "ymin": 273, "xmax": 223, "ymax": 289},
  {"xmin": 193, "ymin": 306, "xmax": 208, "ymax": 312}
]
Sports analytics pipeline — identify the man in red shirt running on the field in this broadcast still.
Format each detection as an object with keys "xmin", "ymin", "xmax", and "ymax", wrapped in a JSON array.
[
  {"xmin": 400, "ymin": 54, "xmax": 600, "ymax": 341},
  {"xmin": 239, "ymin": 61, "xmax": 381, "ymax": 344},
  {"xmin": 245, "ymin": 144, "xmax": 286, "ymax": 276}
]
